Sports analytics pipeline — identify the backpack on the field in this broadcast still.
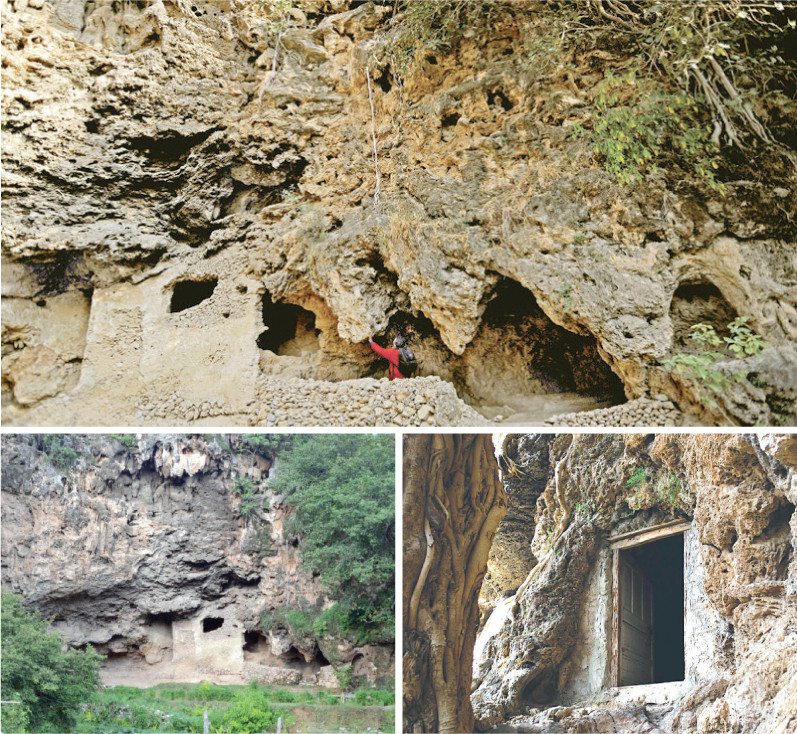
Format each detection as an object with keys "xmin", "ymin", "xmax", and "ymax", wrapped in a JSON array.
[{"xmin": 398, "ymin": 346, "xmax": 418, "ymax": 377}]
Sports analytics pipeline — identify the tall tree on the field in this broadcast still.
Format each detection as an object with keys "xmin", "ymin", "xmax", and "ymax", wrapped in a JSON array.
[
  {"xmin": 270, "ymin": 434, "xmax": 395, "ymax": 641},
  {"xmin": 403, "ymin": 435, "xmax": 507, "ymax": 733},
  {"xmin": 1, "ymin": 592, "xmax": 102, "ymax": 733}
]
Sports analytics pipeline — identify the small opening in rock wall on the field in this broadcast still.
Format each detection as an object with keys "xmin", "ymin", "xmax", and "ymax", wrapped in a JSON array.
[
  {"xmin": 376, "ymin": 67, "xmax": 392, "ymax": 93},
  {"xmin": 202, "ymin": 617, "xmax": 224, "ymax": 633},
  {"xmin": 257, "ymin": 292, "xmax": 320, "ymax": 355},
  {"xmin": 758, "ymin": 500, "xmax": 794, "ymax": 580},
  {"xmin": 170, "ymin": 278, "xmax": 217, "ymax": 313},
  {"xmin": 243, "ymin": 631, "xmax": 261, "ymax": 652},
  {"xmin": 487, "ymin": 88, "xmax": 513, "ymax": 111},
  {"xmin": 669, "ymin": 280, "xmax": 738, "ymax": 350},
  {"xmin": 442, "ymin": 113, "xmax": 459, "ymax": 127},
  {"xmin": 314, "ymin": 648, "xmax": 330, "ymax": 666},
  {"xmin": 281, "ymin": 645, "xmax": 305, "ymax": 662}
]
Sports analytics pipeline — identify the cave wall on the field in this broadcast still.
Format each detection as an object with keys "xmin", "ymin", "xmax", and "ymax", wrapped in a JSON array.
[
  {"xmin": 2, "ymin": 1, "xmax": 795, "ymax": 426},
  {"xmin": 470, "ymin": 434, "xmax": 797, "ymax": 734}
]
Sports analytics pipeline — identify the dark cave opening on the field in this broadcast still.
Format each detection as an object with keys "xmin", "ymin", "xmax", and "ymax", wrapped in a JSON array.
[
  {"xmin": 202, "ymin": 617, "xmax": 224, "ymax": 633},
  {"xmin": 170, "ymin": 278, "xmax": 217, "ymax": 313},
  {"xmin": 757, "ymin": 499, "xmax": 795, "ymax": 580},
  {"xmin": 257, "ymin": 292, "xmax": 320, "ymax": 355},
  {"xmin": 146, "ymin": 611, "xmax": 180, "ymax": 624},
  {"xmin": 487, "ymin": 88, "xmax": 514, "ymax": 111},
  {"xmin": 467, "ymin": 278, "xmax": 626, "ymax": 402},
  {"xmin": 127, "ymin": 128, "xmax": 216, "ymax": 164},
  {"xmin": 669, "ymin": 280, "xmax": 738, "ymax": 350},
  {"xmin": 314, "ymin": 648, "xmax": 331, "ymax": 667},
  {"xmin": 619, "ymin": 534, "xmax": 685, "ymax": 686},
  {"xmin": 243, "ymin": 631, "xmax": 263, "ymax": 652},
  {"xmin": 375, "ymin": 66, "xmax": 392, "ymax": 93},
  {"xmin": 281, "ymin": 645, "xmax": 305, "ymax": 663},
  {"xmin": 369, "ymin": 277, "xmax": 626, "ymax": 419}
]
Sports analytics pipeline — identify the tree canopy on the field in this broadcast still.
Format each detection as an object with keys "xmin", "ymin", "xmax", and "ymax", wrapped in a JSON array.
[
  {"xmin": 269, "ymin": 434, "xmax": 395, "ymax": 642},
  {"xmin": 1, "ymin": 591, "xmax": 102, "ymax": 733}
]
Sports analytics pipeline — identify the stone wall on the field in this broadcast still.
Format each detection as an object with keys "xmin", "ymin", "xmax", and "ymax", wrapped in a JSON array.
[{"xmin": 0, "ymin": 434, "xmax": 394, "ymax": 688}]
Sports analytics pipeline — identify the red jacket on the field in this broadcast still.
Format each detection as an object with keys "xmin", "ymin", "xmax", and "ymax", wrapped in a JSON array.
[{"xmin": 369, "ymin": 340, "xmax": 404, "ymax": 379}]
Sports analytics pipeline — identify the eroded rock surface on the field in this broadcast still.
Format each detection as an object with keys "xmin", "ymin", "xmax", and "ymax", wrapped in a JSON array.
[
  {"xmin": 0, "ymin": 434, "xmax": 394, "ymax": 688},
  {"xmin": 471, "ymin": 434, "xmax": 797, "ymax": 734},
  {"xmin": 2, "ymin": 1, "xmax": 794, "ymax": 426}
]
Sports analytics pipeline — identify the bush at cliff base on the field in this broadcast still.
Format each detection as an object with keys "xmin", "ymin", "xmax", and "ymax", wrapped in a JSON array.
[{"xmin": 1, "ymin": 590, "xmax": 103, "ymax": 733}]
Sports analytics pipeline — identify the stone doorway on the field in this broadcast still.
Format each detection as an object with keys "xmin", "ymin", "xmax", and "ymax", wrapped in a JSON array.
[{"xmin": 610, "ymin": 522, "xmax": 688, "ymax": 688}]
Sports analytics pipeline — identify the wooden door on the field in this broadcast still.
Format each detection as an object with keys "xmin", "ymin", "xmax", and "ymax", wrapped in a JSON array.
[{"xmin": 619, "ymin": 553, "xmax": 654, "ymax": 686}]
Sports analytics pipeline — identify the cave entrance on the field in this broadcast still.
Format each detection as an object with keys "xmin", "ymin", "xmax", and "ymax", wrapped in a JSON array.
[
  {"xmin": 471, "ymin": 279, "xmax": 624, "ymax": 399},
  {"xmin": 257, "ymin": 292, "xmax": 320, "ymax": 356},
  {"xmin": 459, "ymin": 278, "xmax": 626, "ymax": 420},
  {"xmin": 610, "ymin": 523, "xmax": 687, "ymax": 687},
  {"xmin": 669, "ymin": 280, "xmax": 737, "ymax": 351}
]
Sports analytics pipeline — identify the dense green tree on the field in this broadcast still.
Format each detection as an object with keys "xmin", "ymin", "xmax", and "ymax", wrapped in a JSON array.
[
  {"xmin": 269, "ymin": 435, "xmax": 395, "ymax": 642},
  {"xmin": 1, "ymin": 591, "xmax": 102, "ymax": 733}
]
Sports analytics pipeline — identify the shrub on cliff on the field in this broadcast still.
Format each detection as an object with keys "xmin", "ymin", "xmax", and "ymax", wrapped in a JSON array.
[
  {"xmin": 1, "ymin": 591, "xmax": 102, "ymax": 733},
  {"xmin": 269, "ymin": 435, "xmax": 395, "ymax": 643}
]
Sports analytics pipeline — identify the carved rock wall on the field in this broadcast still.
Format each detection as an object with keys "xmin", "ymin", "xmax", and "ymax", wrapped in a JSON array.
[{"xmin": 471, "ymin": 433, "xmax": 796, "ymax": 734}]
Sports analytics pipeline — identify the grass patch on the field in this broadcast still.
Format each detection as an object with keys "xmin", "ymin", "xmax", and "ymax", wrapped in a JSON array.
[{"xmin": 76, "ymin": 682, "xmax": 394, "ymax": 733}]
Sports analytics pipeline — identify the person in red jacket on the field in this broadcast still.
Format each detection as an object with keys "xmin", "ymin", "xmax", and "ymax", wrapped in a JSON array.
[{"xmin": 368, "ymin": 334, "xmax": 406, "ymax": 379}]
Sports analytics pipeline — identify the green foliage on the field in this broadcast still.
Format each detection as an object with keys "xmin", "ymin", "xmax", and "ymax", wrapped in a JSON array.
[
  {"xmin": 76, "ymin": 682, "xmax": 390, "ymax": 733},
  {"xmin": 625, "ymin": 468, "xmax": 686, "ymax": 513},
  {"xmin": 656, "ymin": 473, "xmax": 684, "ymax": 508},
  {"xmin": 110, "ymin": 434, "xmax": 137, "ymax": 451},
  {"xmin": 591, "ymin": 71, "xmax": 724, "ymax": 190},
  {"xmin": 269, "ymin": 435, "xmax": 395, "ymax": 644},
  {"xmin": 563, "ymin": 2, "xmax": 797, "ymax": 162},
  {"xmin": 1, "ymin": 591, "xmax": 102, "ymax": 733},
  {"xmin": 664, "ymin": 317, "xmax": 766, "ymax": 409},
  {"xmin": 234, "ymin": 434, "xmax": 290, "ymax": 458},
  {"xmin": 725, "ymin": 316, "xmax": 767, "ymax": 357},
  {"xmin": 351, "ymin": 689, "xmax": 395, "ymax": 707},
  {"xmin": 260, "ymin": 606, "xmax": 316, "ymax": 641},
  {"xmin": 625, "ymin": 466, "xmax": 648, "ymax": 489},
  {"xmin": 218, "ymin": 686, "xmax": 281, "ymax": 734},
  {"xmin": 232, "ymin": 476, "xmax": 268, "ymax": 519},
  {"xmin": 336, "ymin": 665, "xmax": 354, "ymax": 692},
  {"xmin": 260, "ymin": 601, "xmax": 361, "ymax": 644},
  {"xmin": 40, "ymin": 435, "xmax": 81, "ymax": 471}
]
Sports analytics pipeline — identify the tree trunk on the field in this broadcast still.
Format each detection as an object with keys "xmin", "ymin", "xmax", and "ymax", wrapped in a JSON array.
[{"xmin": 403, "ymin": 434, "xmax": 507, "ymax": 733}]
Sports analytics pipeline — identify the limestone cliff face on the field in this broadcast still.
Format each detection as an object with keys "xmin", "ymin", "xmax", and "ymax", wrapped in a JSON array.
[
  {"xmin": 0, "ymin": 434, "xmax": 393, "ymax": 688},
  {"xmin": 1, "ymin": 0, "xmax": 795, "ymax": 427},
  {"xmin": 471, "ymin": 433, "xmax": 796, "ymax": 734}
]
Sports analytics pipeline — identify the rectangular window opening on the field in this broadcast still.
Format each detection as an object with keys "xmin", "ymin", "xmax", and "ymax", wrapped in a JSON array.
[{"xmin": 611, "ymin": 524, "xmax": 687, "ymax": 687}]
